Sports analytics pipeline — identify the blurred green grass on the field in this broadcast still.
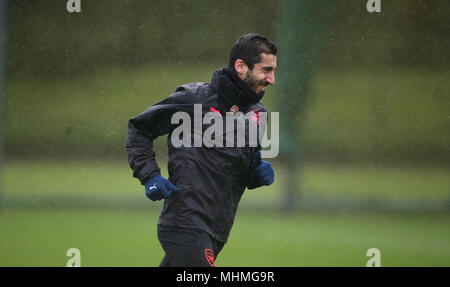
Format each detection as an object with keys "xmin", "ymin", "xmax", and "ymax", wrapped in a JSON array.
[
  {"xmin": 1, "ymin": 160, "xmax": 449, "ymax": 266},
  {"xmin": 304, "ymin": 69, "xmax": 450, "ymax": 162},
  {"xmin": 4, "ymin": 64, "xmax": 218, "ymax": 156},
  {"xmin": 4, "ymin": 66, "xmax": 450, "ymax": 162},
  {"xmin": 2, "ymin": 159, "xmax": 449, "ymax": 203},
  {"xmin": 0, "ymin": 208, "xmax": 448, "ymax": 266}
]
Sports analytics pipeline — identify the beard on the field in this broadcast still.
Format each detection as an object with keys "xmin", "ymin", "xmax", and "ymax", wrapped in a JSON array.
[{"xmin": 243, "ymin": 70, "xmax": 267, "ymax": 93}]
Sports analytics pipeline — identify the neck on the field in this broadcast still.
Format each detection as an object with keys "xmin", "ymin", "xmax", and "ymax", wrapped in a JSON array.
[{"xmin": 211, "ymin": 67, "xmax": 264, "ymax": 112}]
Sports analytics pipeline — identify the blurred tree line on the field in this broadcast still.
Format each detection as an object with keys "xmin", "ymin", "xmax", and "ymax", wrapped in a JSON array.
[
  {"xmin": 5, "ymin": 0, "xmax": 449, "ymax": 78},
  {"xmin": 6, "ymin": 0, "xmax": 279, "ymax": 77}
]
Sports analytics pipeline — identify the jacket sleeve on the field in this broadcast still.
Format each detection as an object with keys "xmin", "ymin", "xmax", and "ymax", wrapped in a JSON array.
[
  {"xmin": 125, "ymin": 88, "xmax": 191, "ymax": 185},
  {"xmin": 246, "ymin": 153, "xmax": 262, "ymax": 190},
  {"xmin": 246, "ymin": 103, "xmax": 268, "ymax": 190}
]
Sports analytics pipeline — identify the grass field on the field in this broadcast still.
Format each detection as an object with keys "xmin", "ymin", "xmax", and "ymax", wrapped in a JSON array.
[
  {"xmin": 0, "ymin": 208, "xmax": 449, "ymax": 267},
  {"xmin": 2, "ymin": 159, "xmax": 449, "ymax": 203},
  {"xmin": 1, "ymin": 159, "xmax": 449, "ymax": 266}
]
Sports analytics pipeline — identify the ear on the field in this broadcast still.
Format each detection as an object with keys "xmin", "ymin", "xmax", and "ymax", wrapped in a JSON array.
[{"xmin": 234, "ymin": 59, "xmax": 248, "ymax": 78}]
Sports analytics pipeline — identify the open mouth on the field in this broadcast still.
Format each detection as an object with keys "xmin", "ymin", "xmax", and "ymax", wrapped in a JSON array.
[{"xmin": 252, "ymin": 82, "xmax": 268, "ymax": 93}]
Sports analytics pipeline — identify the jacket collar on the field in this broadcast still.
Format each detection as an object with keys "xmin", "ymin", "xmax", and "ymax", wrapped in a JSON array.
[{"xmin": 210, "ymin": 66, "xmax": 264, "ymax": 113}]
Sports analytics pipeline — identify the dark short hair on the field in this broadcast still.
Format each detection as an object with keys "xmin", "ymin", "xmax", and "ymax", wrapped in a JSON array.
[{"xmin": 228, "ymin": 33, "xmax": 277, "ymax": 70}]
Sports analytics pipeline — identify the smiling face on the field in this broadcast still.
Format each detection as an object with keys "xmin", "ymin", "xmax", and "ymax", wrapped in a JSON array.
[{"xmin": 234, "ymin": 53, "xmax": 277, "ymax": 94}]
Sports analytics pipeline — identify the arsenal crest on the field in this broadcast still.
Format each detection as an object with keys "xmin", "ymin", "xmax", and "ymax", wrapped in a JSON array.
[
  {"xmin": 250, "ymin": 110, "xmax": 260, "ymax": 126},
  {"xmin": 230, "ymin": 105, "xmax": 239, "ymax": 114},
  {"xmin": 204, "ymin": 248, "xmax": 215, "ymax": 267}
]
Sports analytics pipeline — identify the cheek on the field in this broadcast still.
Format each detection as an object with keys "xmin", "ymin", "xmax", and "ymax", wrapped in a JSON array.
[{"xmin": 254, "ymin": 73, "xmax": 265, "ymax": 83}]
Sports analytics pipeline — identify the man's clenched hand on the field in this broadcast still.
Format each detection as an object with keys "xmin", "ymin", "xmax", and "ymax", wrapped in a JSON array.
[
  {"xmin": 253, "ymin": 151, "xmax": 275, "ymax": 186},
  {"xmin": 144, "ymin": 175, "xmax": 181, "ymax": 201}
]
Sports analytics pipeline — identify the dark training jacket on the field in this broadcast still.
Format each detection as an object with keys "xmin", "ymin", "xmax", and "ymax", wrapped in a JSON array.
[{"xmin": 125, "ymin": 67, "xmax": 268, "ymax": 243}]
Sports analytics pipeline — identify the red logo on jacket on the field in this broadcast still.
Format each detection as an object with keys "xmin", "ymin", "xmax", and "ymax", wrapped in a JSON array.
[
  {"xmin": 210, "ymin": 106, "xmax": 222, "ymax": 117},
  {"xmin": 250, "ymin": 110, "xmax": 260, "ymax": 126},
  {"xmin": 230, "ymin": 105, "xmax": 239, "ymax": 114},
  {"xmin": 205, "ymin": 249, "xmax": 215, "ymax": 267}
]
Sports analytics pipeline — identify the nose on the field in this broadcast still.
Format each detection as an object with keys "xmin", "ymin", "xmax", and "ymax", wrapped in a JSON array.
[{"xmin": 266, "ymin": 71, "xmax": 275, "ymax": 85}]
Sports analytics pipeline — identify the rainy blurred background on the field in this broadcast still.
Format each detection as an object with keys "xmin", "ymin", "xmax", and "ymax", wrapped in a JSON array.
[{"xmin": 0, "ymin": 0, "xmax": 449, "ymax": 266}]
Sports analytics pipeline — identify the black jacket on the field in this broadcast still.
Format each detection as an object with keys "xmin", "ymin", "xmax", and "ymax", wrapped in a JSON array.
[{"xmin": 125, "ymin": 67, "xmax": 268, "ymax": 243}]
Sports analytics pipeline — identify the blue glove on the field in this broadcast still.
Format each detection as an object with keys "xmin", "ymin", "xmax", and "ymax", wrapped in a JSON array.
[
  {"xmin": 253, "ymin": 151, "xmax": 275, "ymax": 186},
  {"xmin": 144, "ymin": 175, "xmax": 181, "ymax": 201}
]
